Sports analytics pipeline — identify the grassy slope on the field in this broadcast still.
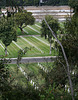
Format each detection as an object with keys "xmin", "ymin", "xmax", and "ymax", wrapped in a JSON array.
[
  {"xmin": 0, "ymin": 22, "xmax": 58, "ymax": 58},
  {"xmin": 17, "ymin": 23, "xmax": 41, "ymax": 35},
  {"xmin": 8, "ymin": 62, "xmax": 54, "ymax": 87},
  {"xmin": 8, "ymin": 64, "xmax": 28, "ymax": 88},
  {"xmin": 0, "ymin": 36, "xmax": 58, "ymax": 58}
]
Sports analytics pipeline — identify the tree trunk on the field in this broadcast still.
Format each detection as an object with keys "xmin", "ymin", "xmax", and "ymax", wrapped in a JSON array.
[
  {"xmin": 45, "ymin": 34, "xmax": 47, "ymax": 39},
  {"xmin": 5, "ymin": 46, "xmax": 7, "ymax": 56},
  {"xmin": 44, "ymin": 18, "xmax": 74, "ymax": 100},
  {"xmin": 49, "ymin": 38, "xmax": 51, "ymax": 54},
  {"xmin": 19, "ymin": 27, "xmax": 24, "ymax": 34}
]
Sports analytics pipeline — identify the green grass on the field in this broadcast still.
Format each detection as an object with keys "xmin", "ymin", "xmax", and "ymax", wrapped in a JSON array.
[
  {"xmin": 24, "ymin": 26, "xmax": 40, "ymax": 35},
  {"xmin": 8, "ymin": 64, "xmax": 42, "ymax": 87},
  {"xmin": 35, "ymin": 22, "xmax": 41, "ymax": 26},
  {"xmin": 17, "ymin": 23, "xmax": 41, "ymax": 35},
  {"xmin": 8, "ymin": 64, "xmax": 28, "ymax": 88},
  {"xmin": 0, "ymin": 22, "xmax": 58, "ymax": 58},
  {"xmin": 39, "ymin": 62, "xmax": 54, "ymax": 70},
  {"xmin": 37, "ymin": 36, "xmax": 50, "ymax": 44},
  {"xmin": 17, "ymin": 28, "xmax": 22, "ymax": 35},
  {"xmin": 0, "ymin": 36, "xmax": 58, "ymax": 58},
  {"xmin": 17, "ymin": 37, "xmax": 42, "ymax": 56},
  {"xmin": 25, "ymin": 36, "xmax": 50, "ymax": 53},
  {"xmin": 59, "ymin": 22, "xmax": 64, "ymax": 28},
  {"xmin": 0, "ymin": 45, "xmax": 5, "ymax": 55},
  {"xmin": 8, "ymin": 62, "xmax": 54, "ymax": 87},
  {"xmin": 30, "ymin": 24, "xmax": 41, "ymax": 32}
]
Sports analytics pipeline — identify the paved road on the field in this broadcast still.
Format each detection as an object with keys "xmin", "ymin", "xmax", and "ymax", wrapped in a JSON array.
[{"xmin": 5, "ymin": 56, "xmax": 57, "ymax": 64}]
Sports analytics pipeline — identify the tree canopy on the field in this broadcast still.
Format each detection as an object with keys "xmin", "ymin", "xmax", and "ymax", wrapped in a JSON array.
[
  {"xmin": 0, "ymin": 0, "xmax": 69, "ymax": 6},
  {"xmin": 41, "ymin": 15, "xmax": 59, "ymax": 54},
  {"xmin": 0, "ymin": 17, "xmax": 17, "ymax": 56},
  {"xmin": 43, "ymin": 0, "xmax": 68, "ymax": 6},
  {"xmin": 69, "ymin": 0, "xmax": 78, "ymax": 12},
  {"xmin": 15, "ymin": 10, "xmax": 35, "ymax": 34},
  {"xmin": 41, "ymin": 15, "xmax": 59, "ymax": 39}
]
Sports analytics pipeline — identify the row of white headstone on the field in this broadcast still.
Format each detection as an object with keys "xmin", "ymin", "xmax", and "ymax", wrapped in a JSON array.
[
  {"xmin": 38, "ymin": 62, "xmax": 48, "ymax": 73},
  {"xmin": 19, "ymin": 66, "xmax": 39, "ymax": 89}
]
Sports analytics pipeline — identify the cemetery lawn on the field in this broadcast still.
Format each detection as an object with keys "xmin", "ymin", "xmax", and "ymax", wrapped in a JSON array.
[
  {"xmin": 0, "ymin": 36, "xmax": 58, "ymax": 58},
  {"xmin": 17, "ymin": 22, "xmax": 41, "ymax": 35},
  {"xmin": 8, "ymin": 62, "xmax": 54, "ymax": 87},
  {"xmin": 0, "ymin": 22, "xmax": 59, "ymax": 58}
]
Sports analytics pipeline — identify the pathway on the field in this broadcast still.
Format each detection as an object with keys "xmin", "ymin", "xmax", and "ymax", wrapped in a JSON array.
[{"xmin": 5, "ymin": 56, "xmax": 57, "ymax": 64}]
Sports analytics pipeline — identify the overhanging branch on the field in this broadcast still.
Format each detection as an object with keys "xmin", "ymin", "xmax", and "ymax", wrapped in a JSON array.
[{"xmin": 43, "ymin": 18, "xmax": 74, "ymax": 100}]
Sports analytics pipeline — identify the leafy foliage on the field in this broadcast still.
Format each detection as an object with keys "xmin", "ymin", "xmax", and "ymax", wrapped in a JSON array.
[
  {"xmin": 0, "ymin": 17, "xmax": 17, "ymax": 56},
  {"xmin": 45, "ymin": 62, "xmax": 67, "ymax": 88},
  {"xmin": 0, "ymin": 58, "xmax": 12, "ymax": 99},
  {"xmin": 69, "ymin": 0, "xmax": 78, "ymax": 12},
  {"xmin": 44, "ymin": 0, "xmax": 68, "ymax": 6},
  {"xmin": 41, "ymin": 15, "xmax": 59, "ymax": 54},
  {"xmin": 63, "ymin": 15, "xmax": 78, "ymax": 66},
  {"xmin": 41, "ymin": 15, "xmax": 59, "ymax": 39},
  {"xmin": 15, "ymin": 10, "xmax": 35, "ymax": 33},
  {"xmin": 3, "ymin": 85, "xmax": 40, "ymax": 100},
  {"xmin": 0, "ymin": 0, "xmax": 69, "ymax": 6},
  {"xmin": 55, "ymin": 7, "xmax": 78, "ymax": 98}
]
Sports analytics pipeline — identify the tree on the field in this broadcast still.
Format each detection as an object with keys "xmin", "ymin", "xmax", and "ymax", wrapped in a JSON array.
[
  {"xmin": 43, "ymin": 16, "xmax": 75, "ymax": 100},
  {"xmin": 62, "ymin": 11, "xmax": 78, "ymax": 93},
  {"xmin": 5, "ymin": 0, "xmax": 39, "ymax": 6},
  {"xmin": 0, "ymin": 0, "xmax": 5, "ymax": 6},
  {"xmin": 0, "ymin": 17, "xmax": 17, "ymax": 56},
  {"xmin": 6, "ymin": 0, "xmax": 23, "ymax": 6},
  {"xmin": 41, "ymin": 15, "xmax": 59, "ymax": 54},
  {"xmin": 69, "ymin": 0, "xmax": 78, "ymax": 13},
  {"xmin": 15, "ymin": 10, "xmax": 35, "ymax": 34},
  {"xmin": 46, "ymin": 2, "xmax": 78, "ymax": 99},
  {"xmin": 1, "ymin": 0, "xmax": 69, "ymax": 6},
  {"xmin": 43, "ymin": 0, "xmax": 68, "ymax": 5},
  {"xmin": 64, "ymin": 12, "xmax": 78, "ymax": 65},
  {"xmin": 45, "ymin": 63, "xmax": 67, "ymax": 88},
  {"xmin": 0, "ymin": 57, "xmax": 12, "ymax": 99},
  {"xmin": 48, "ymin": 6, "xmax": 78, "ymax": 99}
]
